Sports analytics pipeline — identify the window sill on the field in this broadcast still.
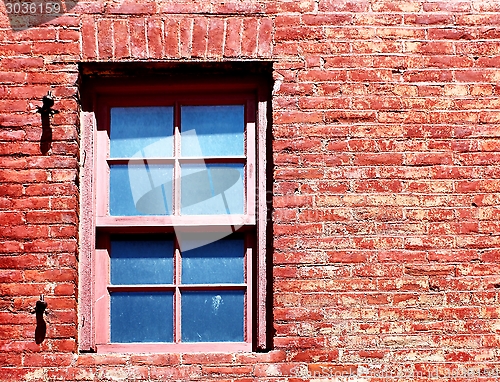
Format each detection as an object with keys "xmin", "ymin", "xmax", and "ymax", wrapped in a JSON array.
[{"xmin": 95, "ymin": 342, "xmax": 252, "ymax": 353}]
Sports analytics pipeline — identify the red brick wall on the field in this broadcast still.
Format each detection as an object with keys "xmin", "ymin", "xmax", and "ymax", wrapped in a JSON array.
[{"xmin": 2, "ymin": 0, "xmax": 500, "ymax": 380}]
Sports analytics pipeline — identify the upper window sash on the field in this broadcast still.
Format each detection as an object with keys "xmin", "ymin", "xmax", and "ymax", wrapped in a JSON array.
[{"xmin": 95, "ymin": 95, "xmax": 256, "ymax": 227}]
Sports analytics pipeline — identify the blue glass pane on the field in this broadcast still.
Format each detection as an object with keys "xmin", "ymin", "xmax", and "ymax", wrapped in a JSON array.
[
  {"xmin": 180, "ymin": 105, "xmax": 244, "ymax": 157},
  {"xmin": 180, "ymin": 164, "xmax": 244, "ymax": 215},
  {"xmin": 109, "ymin": 164, "xmax": 173, "ymax": 216},
  {"xmin": 111, "ymin": 292, "xmax": 173, "ymax": 343},
  {"xmin": 182, "ymin": 239, "xmax": 244, "ymax": 284},
  {"xmin": 110, "ymin": 238, "xmax": 174, "ymax": 285},
  {"xmin": 110, "ymin": 107, "xmax": 174, "ymax": 158},
  {"xmin": 181, "ymin": 291, "xmax": 244, "ymax": 342}
]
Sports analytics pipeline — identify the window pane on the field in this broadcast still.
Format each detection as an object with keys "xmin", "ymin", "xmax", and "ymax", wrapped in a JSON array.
[
  {"xmin": 110, "ymin": 107, "xmax": 174, "ymax": 158},
  {"xmin": 109, "ymin": 164, "xmax": 173, "ymax": 216},
  {"xmin": 111, "ymin": 292, "xmax": 173, "ymax": 343},
  {"xmin": 180, "ymin": 164, "xmax": 244, "ymax": 215},
  {"xmin": 181, "ymin": 238, "xmax": 244, "ymax": 284},
  {"xmin": 181, "ymin": 291, "xmax": 244, "ymax": 342},
  {"xmin": 110, "ymin": 238, "xmax": 174, "ymax": 285},
  {"xmin": 180, "ymin": 105, "xmax": 244, "ymax": 157}
]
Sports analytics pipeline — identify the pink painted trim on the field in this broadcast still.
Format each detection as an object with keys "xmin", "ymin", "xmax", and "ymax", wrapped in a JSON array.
[
  {"xmin": 256, "ymin": 99, "xmax": 268, "ymax": 350},
  {"xmin": 173, "ymin": 108, "xmax": 181, "ymax": 216},
  {"xmin": 108, "ymin": 284, "xmax": 245, "ymax": 291},
  {"xmin": 96, "ymin": 215, "xmax": 254, "ymax": 227},
  {"xmin": 245, "ymin": 244, "xmax": 253, "ymax": 344},
  {"xmin": 95, "ymin": 249, "xmax": 110, "ymax": 344},
  {"xmin": 86, "ymin": 79, "xmax": 269, "ymax": 352},
  {"xmin": 96, "ymin": 130, "xmax": 109, "ymax": 217},
  {"xmin": 175, "ymin": 244, "xmax": 181, "ymax": 343},
  {"xmin": 246, "ymin": 99, "xmax": 256, "ymax": 225},
  {"xmin": 79, "ymin": 111, "xmax": 97, "ymax": 350},
  {"xmin": 96, "ymin": 342, "xmax": 252, "ymax": 353}
]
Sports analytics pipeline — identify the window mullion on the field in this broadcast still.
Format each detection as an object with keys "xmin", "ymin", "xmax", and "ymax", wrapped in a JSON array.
[
  {"xmin": 174, "ymin": 101, "xmax": 181, "ymax": 217},
  {"xmin": 174, "ymin": 244, "xmax": 182, "ymax": 343},
  {"xmin": 173, "ymin": 102, "xmax": 182, "ymax": 343}
]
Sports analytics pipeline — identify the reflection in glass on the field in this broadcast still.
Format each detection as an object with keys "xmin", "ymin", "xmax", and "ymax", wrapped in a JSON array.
[
  {"xmin": 180, "ymin": 164, "xmax": 244, "ymax": 215},
  {"xmin": 110, "ymin": 107, "xmax": 174, "ymax": 158},
  {"xmin": 181, "ymin": 105, "xmax": 244, "ymax": 157},
  {"xmin": 111, "ymin": 292, "xmax": 173, "ymax": 343},
  {"xmin": 181, "ymin": 291, "xmax": 244, "ymax": 342},
  {"xmin": 110, "ymin": 238, "xmax": 174, "ymax": 285},
  {"xmin": 181, "ymin": 239, "xmax": 244, "ymax": 284},
  {"xmin": 109, "ymin": 164, "xmax": 173, "ymax": 216}
]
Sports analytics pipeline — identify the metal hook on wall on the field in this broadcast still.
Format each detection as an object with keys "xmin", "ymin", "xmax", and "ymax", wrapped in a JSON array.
[
  {"xmin": 35, "ymin": 91, "xmax": 59, "ymax": 155},
  {"xmin": 36, "ymin": 91, "xmax": 59, "ymax": 117},
  {"xmin": 34, "ymin": 294, "xmax": 48, "ymax": 344},
  {"xmin": 35, "ymin": 294, "xmax": 48, "ymax": 315}
]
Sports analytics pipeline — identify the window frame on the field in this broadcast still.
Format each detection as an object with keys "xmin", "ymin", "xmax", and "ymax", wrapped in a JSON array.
[{"xmin": 79, "ymin": 76, "xmax": 270, "ymax": 353}]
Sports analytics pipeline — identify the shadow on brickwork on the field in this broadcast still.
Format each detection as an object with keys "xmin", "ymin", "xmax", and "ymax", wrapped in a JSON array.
[
  {"xmin": 2, "ymin": 0, "xmax": 78, "ymax": 30},
  {"xmin": 40, "ymin": 112, "xmax": 52, "ymax": 154},
  {"xmin": 34, "ymin": 296, "xmax": 47, "ymax": 344}
]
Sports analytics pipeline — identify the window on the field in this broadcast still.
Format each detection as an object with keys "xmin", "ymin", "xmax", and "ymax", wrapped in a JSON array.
[{"xmin": 80, "ymin": 70, "xmax": 270, "ymax": 353}]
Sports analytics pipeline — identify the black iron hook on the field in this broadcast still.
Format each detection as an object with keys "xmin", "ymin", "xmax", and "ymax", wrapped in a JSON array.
[
  {"xmin": 34, "ymin": 294, "xmax": 48, "ymax": 344},
  {"xmin": 35, "ymin": 294, "xmax": 47, "ymax": 315},
  {"xmin": 36, "ymin": 91, "xmax": 59, "ymax": 116}
]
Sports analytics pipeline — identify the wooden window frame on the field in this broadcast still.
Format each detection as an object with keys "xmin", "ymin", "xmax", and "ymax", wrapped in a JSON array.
[{"xmin": 79, "ymin": 76, "xmax": 270, "ymax": 353}]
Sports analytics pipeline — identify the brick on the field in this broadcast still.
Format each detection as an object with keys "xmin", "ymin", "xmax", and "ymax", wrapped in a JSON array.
[
  {"xmin": 206, "ymin": 17, "xmax": 224, "ymax": 58},
  {"xmin": 404, "ymin": 69, "xmax": 453, "ymax": 82},
  {"xmin": 179, "ymin": 17, "xmax": 193, "ymax": 58},
  {"xmin": 150, "ymin": 366, "xmax": 202, "ymax": 380},
  {"xmin": 405, "ymin": 13, "xmax": 454, "ymax": 25},
  {"xmin": 183, "ymin": 353, "xmax": 233, "ymax": 364},
  {"xmin": 423, "ymin": 1, "xmax": 471, "ymax": 12},
  {"xmin": 25, "ymin": 211, "xmax": 77, "ymax": 224},
  {"xmin": 0, "ymin": 225, "xmax": 48, "ymax": 239},
  {"xmin": 30, "ymin": 41, "xmax": 79, "ymax": 56},
  {"xmin": 241, "ymin": 18, "xmax": 258, "ymax": 57},
  {"xmin": 107, "ymin": 1, "xmax": 156, "ymax": 14},
  {"xmin": 0, "ymin": 367, "xmax": 32, "ymax": 381},
  {"xmin": 23, "ymin": 353, "xmax": 74, "ymax": 367},
  {"xmin": 354, "ymin": 153, "xmax": 403, "ymax": 166},
  {"xmin": 275, "ymin": 26, "xmax": 323, "ymax": 42},
  {"xmin": 129, "ymin": 17, "xmax": 147, "ymax": 59},
  {"xmin": 130, "ymin": 354, "xmax": 181, "ymax": 366},
  {"xmin": 214, "ymin": 1, "xmax": 264, "ymax": 14},
  {"xmin": 158, "ymin": 1, "xmax": 209, "ymax": 14},
  {"xmin": 319, "ymin": 0, "xmax": 369, "ymax": 12},
  {"xmin": 266, "ymin": 0, "xmax": 315, "ymax": 13},
  {"xmin": 257, "ymin": 17, "xmax": 273, "ymax": 57},
  {"xmin": 0, "ymin": 57, "xmax": 44, "ymax": 70},
  {"xmin": 97, "ymin": 19, "xmax": 113, "ymax": 59},
  {"xmin": 147, "ymin": 17, "xmax": 163, "ymax": 59},
  {"xmin": 0, "ymin": 43, "xmax": 32, "ymax": 56},
  {"xmin": 113, "ymin": 19, "xmax": 130, "ymax": 59},
  {"xmin": 224, "ymin": 17, "xmax": 242, "ymax": 57},
  {"xmin": 58, "ymin": 29, "xmax": 80, "ymax": 42},
  {"xmin": 26, "ymin": 72, "xmax": 78, "ymax": 85},
  {"xmin": 164, "ymin": 17, "xmax": 180, "ymax": 58}
]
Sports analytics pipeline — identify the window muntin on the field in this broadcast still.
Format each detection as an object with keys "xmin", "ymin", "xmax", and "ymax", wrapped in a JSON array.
[{"xmin": 92, "ymin": 90, "xmax": 257, "ymax": 352}]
